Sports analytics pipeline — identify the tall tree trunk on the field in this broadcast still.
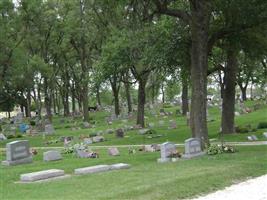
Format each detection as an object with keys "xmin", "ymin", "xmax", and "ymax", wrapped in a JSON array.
[
  {"xmin": 161, "ymin": 84, "xmax": 165, "ymax": 103},
  {"xmin": 189, "ymin": 0, "xmax": 211, "ymax": 145},
  {"xmin": 181, "ymin": 76, "xmax": 189, "ymax": 115},
  {"xmin": 82, "ymin": 84, "xmax": 89, "ymax": 121},
  {"xmin": 114, "ymin": 90, "xmax": 120, "ymax": 116},
  {"xmin": 37, "ymin": 84, "xmax": 42, "ymax": 119},
  {"xmin": 240, "ymin": 86, "xmax": 247, "ymax": 101},
  {"xmin": 96, "ymin": 85, "xmax": 101, "ymax": 106},
  {"xmin": 124, "ymin": 80, "xmax": 132, "ymax": 113},
  {"xmin": 137, "ymin": 78, "xmax": 147, "ymax": 127},
  {"xmin": 71, "ymin": 84, "xmax": 76, "ymax": 113},
  {"xmin": 151, "ymin": 84, "xmax": 155, "ymax": 104},
  {"xmin": 26, "ymin": 88, "xmax": 31, "ymax": 118},
  {"xmin": 221, "ymin": 46, "xmax": 238, "ymax": 134},
  {"xmin": 44, "ymin": 77, "xmax": 52, "ymax": 122},
  {"xmin": 52, "ymin": 89, "xmax": 57, "ymax": 114}
]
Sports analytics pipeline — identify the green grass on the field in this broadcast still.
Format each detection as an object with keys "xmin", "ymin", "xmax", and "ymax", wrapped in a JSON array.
[
  {"xmin": 1, "ymin": 100, "xmax": 267, "ymax": 148},
  {"xmin": 0, "ymin": 146, "xmax": 267, "ymax": 200},
  {"xmin": 0, "ymin": 100, "xmax": 267, "ymax": 199}
]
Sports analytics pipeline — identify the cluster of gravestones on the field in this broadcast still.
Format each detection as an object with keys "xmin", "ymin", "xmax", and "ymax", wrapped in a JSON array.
[
  {"xmin": 157, "ymin": 138, "xmax": 205, "ymax": 163},
  {"xmin": 19, "ymin": 163, "xmax": 130, "ymax": 183},
  {"xmin": 159, "ymin": 109, "xmax": 173, "ymax": 116}
]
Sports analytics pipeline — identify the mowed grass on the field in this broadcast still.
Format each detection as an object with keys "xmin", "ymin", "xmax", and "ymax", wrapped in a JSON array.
[
  {"xmin": 0, "ymin": 145, "xmax": 267, "ymax": 200},
  {"xmin": 0, "ymin": 100, "xmax": 267, "ymax": 148}
]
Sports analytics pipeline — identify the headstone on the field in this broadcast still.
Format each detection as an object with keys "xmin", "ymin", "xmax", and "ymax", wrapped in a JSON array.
[
  {"xmin": 148, "ymin": 123, "xmax": 155, "ymax": 128},
  {"xmin": 108, "ymin": 147, "xmax": 120, "ymax": 156},
  {"xmin": 44, "ymin": 124, "xmax": 55, "ymax": 135},
  {"xmin": 144, "ymin": 145, "xmax": 155, "ymax": 152},
  {"xmin": 109, "ymin": 163, "xmax": 130, "ymax": 170},
  {"xmin": 235, "ymin": 111, "xmax": 240, "ymax": 116},
  {"xmin": 182, "ymin": 138, "xmax": 205, "ymax": 159},
  {"xmin": 139, "ymin": 129, "xmax": 149, "ymax": 135},
  {"xmin": 14, "ymin": 112, "xmax": 23, "ymax": 124},
  {"xmin": 158, "ymin": 120, "xmax": 165, "ymax": 127},
  {"xmin": 105, "ymin": 129, "xmax": 114, "ymax": 134},
  {"xmin": 2, "ymin": 140, "xmax": 33, "ymax": 166},
  {"xmin": 186, "ymin": 112, "xmax": 190, "ymax": 126},
  {"xmin": 116, "ymin": 128, "xmax": 124, "ymax": 138},
  {"xmin": 251, "ymin": 135, "xmax": 258, "ymax": 141},
  {"xmin": 20, "ymin": 169, "xmax": 65, "ymax": 182},
  {"xmin": 82, "ymin": 122, "xmax": 91, "ymax": 129},
  {"xmin": 83, "ymin": 138, "xmax": 93, "ymax": 145},
  {"xmin": 157, "ymin": 142, "xmax": 176, "ymax": 163},
  {"xmin": 247, "ymin": 136, "xmax": 254, "ymax": 141},
  {"xmin": 74, "ymin": 165, "xmax": 110, "ymax": 175},
  {"xmin": 0, "ymin": 133, "xmax": 7, "ymax": 141},
  {"xmin": 92, "ymin": 136, "xmax": 104, "ymax": 143},
  {"xmin": 151, "ymin": 144, "xmax": 161, "ymax": 151},
  {"xmin": 169, "ymin": 120, "xmax": 177, "ymax": 129},
  {"xmin": 263, "ymin": 132, "xmax": 267, "ymax": 139},
  {"xmin": 43, "ymin": 150, "xmax": 62, "ymax": 162}
]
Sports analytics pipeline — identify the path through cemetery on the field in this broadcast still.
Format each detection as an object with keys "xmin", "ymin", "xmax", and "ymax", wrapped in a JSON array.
[{"xmin": 193, "ymin": 174, "xmax": 267, "ymax": 200}]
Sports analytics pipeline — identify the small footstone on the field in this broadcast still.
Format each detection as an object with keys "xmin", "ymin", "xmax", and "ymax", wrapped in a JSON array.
[
  {"xmin": 74, "ymin": 165, "xmax": 110, "ymax": 175},
  {"xmin": 110, "ymin": 163, "xmax": 130, "ymax": 170},
  {"xmin": 20, "ymin": 169, "xmax": 65, "ymax": 182}
]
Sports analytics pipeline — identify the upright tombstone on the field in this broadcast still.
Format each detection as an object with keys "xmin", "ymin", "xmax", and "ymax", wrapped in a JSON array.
[
  {"xmin": 182, "ymin": 138, "xmax": 205, "ymax": 159},
  {"xmin": 14, "ymin": 112, "xmax": 24, "ymax": 124},
  {"xmin": 157, "ymin": 142, "xmax": 177, "ymax": 163},
  {"xmin": 108, "ymin": 147, "xmax": 120, "ymax": 156},
  {"xmin": 2, "ymin": 140, "xmax": 33, "ymax": 166},
  {"xmin": 43, "ymin": 150, "xmax": 62, "ymax": 162},
  {"xmin": 44, "ymin": 124, "xmax": 55, "ymax": 135}
]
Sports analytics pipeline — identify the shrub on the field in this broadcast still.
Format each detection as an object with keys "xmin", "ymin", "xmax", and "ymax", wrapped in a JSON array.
[
  {"xmin": 0, "ymin": 125, "xmax": 2, "ymax": 132},
  {"xmin": 257, "ymin": 122, "xmax": 267, "ymax": 129},
  {"xmin": 207, "ymin": 144, "xmax": 223, "ymax": 155},
  {"xmin": 16, "ymin": 134, "xmax": 22, "ymax": 138},
  {"xmin": 235, "ymin": 126, "xmax": 249, "ymax": 133},
  {"xmin": 89, "ymin": 133, "xmax": 97, "ymax": 137},
  {"xmin": 7, "ymin": 135, "xmax": 14, "ymax": 139},
  {"xmin": 163, "ymin": 103, "xmax": 172, "ymax": 108},
  {"xmin": 30, "ymin": 121, "xmax": 36, "ymax": 126}
]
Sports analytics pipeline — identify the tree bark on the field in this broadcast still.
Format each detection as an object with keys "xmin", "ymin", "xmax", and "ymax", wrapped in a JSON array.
[
  {"xmin": 240, "ymin": 86, "xmax": 247, "ymax": 101},
  {"xmin": 181, "ymin": 76, "xmax": 189, "ymax": 115},
  {"xmin": 137, "ymin": 78, "xmax": 147, "ymax": 127},
  {"xmin": 96, "ymin": 85, "xmax": 101, "ymax": 106},
  {"xmin": 26, "ymin": 88, "xmax": 31, "ymax": 118},
  {"xmin": 71, "ymin": 83, "xmax": 76, "ymax": 113},
  {"xmin": 221, "ymin": 46, "xmax": 238, "ymax": 134},
  {"xmin": 161, "ymin": 84, "xmax": 165, "ymax": 104},
  {"xmin": 110, "ymin": 79, "xmax": 120, "ymax": 116},
  {"xmin": 124, "ymin": 79, "xmax": 132, "ymax": 113},
  {"xmin": 189, "ymin": 0, "xmax": 211, "ymax": 145},
  {"xmin": 44, "ymin": 77, "xmax": 52, "ymax": 122}
]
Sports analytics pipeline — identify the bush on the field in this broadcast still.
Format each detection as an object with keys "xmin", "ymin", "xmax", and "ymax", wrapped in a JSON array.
[
  {"xmin": 0, "ymin": 125, "xmax": 2, "ymax": 132},
  {"xmin": 7, "ymin": 135, "xmax": 14, "ymax": 139},
  {"xmin": 163, "ymin": 103, "xmax": 172, "ymax": 108},
  {"xmin": 207, "ymin": 144, "xmax": 223, "ymax": 155},
  {"xmin": 235, "ymin": 126, "xmax": 249, "ymax": 133},
  {"xmin": 89, "ymin": 133, "xmax": 97, "ymax": 137},
  {"xmin": 257, "ymin": 122, "xmax": 267, "ymax": 129},
  {"xmin": 29, "ymin": 121, "xmax": 36, "ymax": 126}
]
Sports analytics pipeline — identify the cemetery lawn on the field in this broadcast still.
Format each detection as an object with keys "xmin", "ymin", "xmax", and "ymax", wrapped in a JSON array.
[
  {"xmin": 1, "ymin": 145, "xmax": 267, "ymax": 200},
  {"xmin": 1, "ymin": 101, "xmax": 267, "ymax": 148}
]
